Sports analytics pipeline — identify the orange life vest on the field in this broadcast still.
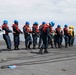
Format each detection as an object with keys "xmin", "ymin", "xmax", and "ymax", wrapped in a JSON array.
[
  {"xmin": 23, "ymin": 25, "xmax": 32, "ymax": 33},
  {"xmin": 43, "ymin": 24, "xmax": 49, "ymax": 32},
  {"xmin": 2, "ymin": 24, "xmax": 9, "ymax": 34},
  {"xmin": 49, "ymin": 26, "xmax": 53, "ymax": 33},
  {"xmin": 39, "ymin": 25, "xmax": 44, "ymax": 32},
  {"xmin": 63, "ymin": 28, "xmax": 69, "ymax": 35},
  {"xmin": 32, "ymin": 25, "xmax": 39, "ymax": 33},
  {"xmin": 12, "ymin": 24, "xmax": 20, "ymax": 32},
  {"xmin": 56, "ymin": 28, "xmax": 61, "ymax": 31}
]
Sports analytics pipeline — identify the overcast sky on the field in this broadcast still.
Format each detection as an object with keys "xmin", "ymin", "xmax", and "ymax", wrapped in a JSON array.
[{"xmin": 0, "ymin": 0, "xmax": 76, "ymax": 31}]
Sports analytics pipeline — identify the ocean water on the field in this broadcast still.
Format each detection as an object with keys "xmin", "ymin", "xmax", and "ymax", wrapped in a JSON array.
[{"xmin": 0, "ymin": 34, "xmax": 76, "ymax": 44}]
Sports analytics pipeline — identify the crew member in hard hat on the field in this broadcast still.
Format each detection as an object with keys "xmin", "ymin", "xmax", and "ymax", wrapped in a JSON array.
[
  {"xmin": 68, "ymin": 26, "xmax": 73, "ymax": 46},
  {"xmin": 48, "ymin": 21, "xmax": 55, "ymax": 48},
  {"xmin": 71, "ymin": 26, "xmax": 75, "ymax": 45},
  {"xmin": 2, "ymin": 20, "xmax": 12, "ymax": 50},
  {"xmin": 60, "ymin": 26, "xmax": 63, "ymax": 47},
  {"xmin": 63, "ymin": 24, "xmax": 69, "ymax": 48},
  {"xmin": 38, "ymin": 21, "xmax": 55, "ymax": 54},
  {"xmin": 55, "ymin": 25, "xmax": 62, "ymax": 48},
  {"xmin": 32, "ymin": 22, "xmax": 39, "ymax": 49},
  {"xmin": 38, "ymin": 21, "xmax": 46, "ymax": 49},
  {"xmin": 12, "ymin": 20, "xmax": 23, "ymax": 50},
  {"xmin": 23, "ymin": 21, "xmax": 32, "ymax": 49}
]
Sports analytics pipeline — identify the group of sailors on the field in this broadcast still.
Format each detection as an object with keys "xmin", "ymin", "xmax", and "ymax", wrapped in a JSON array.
[{"xmin": 0, "ymin": 20, "xmax": 75, "ymax": 54}]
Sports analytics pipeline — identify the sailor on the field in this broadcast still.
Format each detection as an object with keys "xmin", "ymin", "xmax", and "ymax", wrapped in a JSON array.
[
  {"xmin": 23, "ymin": 21, "xmax": 32, "ymax": 49},
  {"xmin": 2, "ymin": 20, "xmax": 12, "ymax": 50},
  {"xmin": 12, "ymin": 20, "xmax": 23, "ymax": 50}
]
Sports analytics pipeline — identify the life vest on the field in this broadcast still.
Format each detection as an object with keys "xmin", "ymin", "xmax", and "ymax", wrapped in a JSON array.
[
  {"xmin": 43, "ymin": 24, "xmax": 49, "ymax": 32},
  {"xmin": 39, "ymin": 25, "xmax": 43, "ymax": 29},
  {"xmin": 49, "ymin": 26, "xmax": 53, "ymax": 33},
  {"xmin": 63, "ymin": 28, "xmax": 69, "ymax": 36},
  {"xmin": 12, "ymin": 24, "xmax": 20, "ymax": 32},
  {"xmin": 39, "ymin": 25, "xmax": 44, "ymax": 32},
  {"xmin": 23, "ymin": 25, "xmax": 32, "ymax": 33},
  {"xmin": 56, "ymin": 28, "xmax": 62, "ymax": 32},
  {"xmin": 69, "ymin": 28, "xmax": 73, "ymax": 36},
  {"xmin": 2, "ymin": 24, "xmax": 9, "ymax": 34},
  {"xmin": 55, "ymin": 28, "xmax": 61, "ymax": 36},
  {"xmin": 32, "ymin": 25, "xmax": 39, "ymax": 33},
  {"xmin": 60, "ymin": 28, "xmax": 63, "ymax": 35}
]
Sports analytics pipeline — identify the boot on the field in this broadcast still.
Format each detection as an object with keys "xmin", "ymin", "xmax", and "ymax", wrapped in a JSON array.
[
  {"xmin": 51, "ymin": 41, "xmax": 54, "ymax": 48},
  {"xmin": 17, "ymin": 47, "xmax": 20, "ymax": 50},
  {"xmin": 44, "ymin": 49, "xmax": 48, "ymax": 53},
  {"xmin": 28, "ymin": 43, "xmax": 31, "ymax": 49},
  {"xmin": 51, "ymin": 44, "xmax": 54, "ymax": 48},
  {"xmin": 26, "ymin": 45, "xmax": 28, "ymax": 49},
  {"xmin": 14, "ymin": 46, "xmax": 17, "ymax": 50},
  {"xmin": 33, "ymin": 45, "xmax": 35, "ymax": 49},
  {"xmin": 8, "ymin": 48, "xmax": 12, "ymax": 51},
  {"xmin": 28, "ymin": 45, "xmax": 30, "ymax": 49},
  {"xmin": 65, "ymin": 43, "xmax": 68, "ymax": 48},
  {"xmin": 38, "ymin": 48, "xmax": 43, "ymax": 54},
  {"xmin": 16, "ymin": 46, "xmax": 20, "ymax": 50},
  {"xmin": 55, "ymin": 44, "xmax": 57, "ymax": 48},
  {"xmin": 58, "ymin": 43, "xmax": 61, "ymax": 48}
]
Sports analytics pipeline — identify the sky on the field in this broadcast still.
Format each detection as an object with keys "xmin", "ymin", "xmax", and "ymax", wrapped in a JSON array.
[{"xmin": 0, "ymin": 0, "xmax": 76, "ymax": 32}]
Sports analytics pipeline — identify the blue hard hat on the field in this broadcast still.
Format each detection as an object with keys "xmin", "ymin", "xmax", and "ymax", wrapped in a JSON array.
[
  {"xmin": 3, "ymin": 20, "xmax": 8, "ymax": 24},
  {"xmin": 42, "ymin": 21, "xmax": 46, "ymax": 25},
  {"xmin": 49, "ymin": 21, "xmax": 55, "ymax": 27},
  {"xmin": 57, "ymin": 25, "xmax": 61, "ymax": 28},
  {"xmin": 33, "ymin": 22, "xmax": 38, "ymax": 25},
  {"xmin": 25, "ymin": 21, "xmax": 30, "ymax": 25},
  {"xmin": 64, "ymin": 24, "xmax": 68, "ymax": 27},
  {"xmin": 14, "ymin": 20, "xmax": 18, "ymax": 24}
]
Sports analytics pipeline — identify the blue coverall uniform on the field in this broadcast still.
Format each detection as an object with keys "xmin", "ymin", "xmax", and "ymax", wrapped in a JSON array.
[
  {"xmin": 23, "ymin": 25, "xmax": 32, "ymax": 49},
  {"xmin": 2, "ymin": 24, "xmax": 12, "ymax": 50},
  {"xmin": 12, "ymin": 23, "xmax": 22, "ymax": 50}
]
